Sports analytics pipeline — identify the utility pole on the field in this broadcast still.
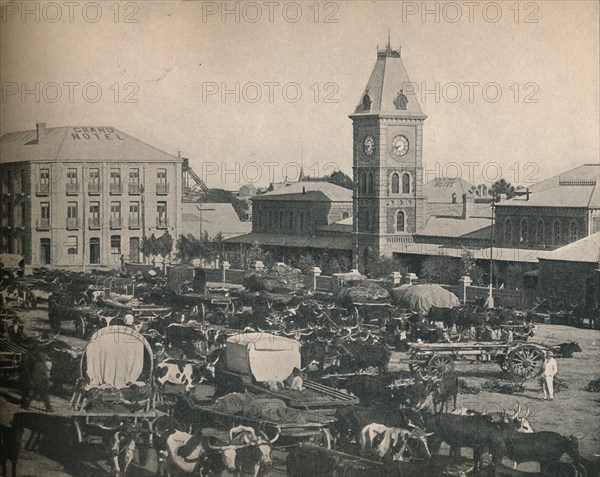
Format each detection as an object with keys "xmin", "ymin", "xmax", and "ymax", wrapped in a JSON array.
[{"xmin": 490, "ymin": 194, "xmax": 496, "ymax": 298}]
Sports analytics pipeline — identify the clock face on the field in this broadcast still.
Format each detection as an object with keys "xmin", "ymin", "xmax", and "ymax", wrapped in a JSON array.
[
  {"xmin": 391, "ymin": 135, "xmax": 409, "ymax": 158},
  {"xmin": 363, "ymin": 135, "xmax": 375, "ymax": 157}
]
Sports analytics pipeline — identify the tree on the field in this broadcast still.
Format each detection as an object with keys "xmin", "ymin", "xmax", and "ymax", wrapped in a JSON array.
[
  {"xmin": 460, "ymin": 249, "xmax": 485, "ymax": 285},
  {"xmin": 141, "ymin": 234, "xmax": 158, "ymax": 259},
  {"xmin": 156, "ymin": 231, "xmax": 173, "ymax": 258},
  {"xmin": 420, "ymin": 256, "xmax": 461, "ymax": 285},
  {"xmin": 297, "ymin": 254, "xmax": 316, "ymax": 274},
  {"xmin": 491, "ymin": 179, "xmax": 515, "ymax": 199},
  {"xmin": 246, "ymin": 241, "xmax": 267, "ymax": 267},
  {"xmin": 326, "ymin": 170, "xmax": 353, "ymax": 190}
]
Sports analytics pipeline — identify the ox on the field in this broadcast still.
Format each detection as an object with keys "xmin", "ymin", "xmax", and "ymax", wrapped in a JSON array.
[
  {"xmin": 333, "ymin": 342, "xmax": 391, "ymax": 376},
  {"xmin": 491, "ymin": 431, "xmax": 581, "ymax": 473},
  {"xmin": 165, "ymin": 323, "xmax": 207, "ymax": 357},
  {"xmin": 0, "ymin": 424, "xmax": 17, "ymax": 477},
  {"xmin": 103, "ymin": 422, "xmax": 137, "ymax": 477},
  {"xmin": 556, "ymin": 341, "xmax": 582, "ymax": 358},
  {"xmin": 154, "ymin": 357, "xmax": 219, "ymax": 397},
  {"xmin": 431, "ymin": 375, "xmax": 459, "ymax": 413},
  {"xmin": 19, "ymin": 349, "xmax": 53, "ymax": 411},
  {"xmin": 359, "ymin": 423, "xmax": 433, "ymax": 462}
]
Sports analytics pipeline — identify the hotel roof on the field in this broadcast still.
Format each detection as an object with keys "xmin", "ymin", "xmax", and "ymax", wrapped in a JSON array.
[
  {"xmin": 252, "ymin": 181, "xmax": 352, "ymax": 203},
  {"xmin": 0, "ymin": 125, "xmax": 180, "ymax": 163}
]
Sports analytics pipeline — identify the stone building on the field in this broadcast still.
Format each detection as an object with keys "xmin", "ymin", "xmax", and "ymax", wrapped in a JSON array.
[
  {"xmin": 495, "ymin": 164, "xmax": 600, "ymax": 250},
  {"xmin": 537, "ymin": 232, "xmax": 600, "ymax": 307},
  {"xmin": 0, "ymin": 123, "xmax": 182, "ymax": 268}
]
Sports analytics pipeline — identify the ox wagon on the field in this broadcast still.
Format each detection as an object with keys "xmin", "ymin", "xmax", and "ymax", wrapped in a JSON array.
[
  {"xmin": 408, "ymin": 341, "xmax": 551, "ymax": 380},
  {"xmin": 215, "ymin": 332, "xmax": 359, "ymax": 414},
  {"xmin": 68, "ymin": 325, "xmax": 167, "ymax": 474}
]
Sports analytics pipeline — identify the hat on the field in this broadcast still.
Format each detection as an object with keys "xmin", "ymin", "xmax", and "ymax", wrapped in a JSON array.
[
  {"xmin": 546, "ymin": 350, "xmax": 554, "ymax": 356},
  {"xmin": 124, "ymin": 314, "xmax": 135, "ymax": 325}
]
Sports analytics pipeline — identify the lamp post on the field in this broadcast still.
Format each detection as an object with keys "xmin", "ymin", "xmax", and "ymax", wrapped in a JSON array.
[{"xmin": 489, "ymin": 194, "xmax": 497, "ymax": 298}]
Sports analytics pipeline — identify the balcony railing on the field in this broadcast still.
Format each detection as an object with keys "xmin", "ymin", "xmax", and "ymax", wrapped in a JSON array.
[
  {"xmin": 129, "ymin": 217, "xmax": 140, "ymax": 228},
  {"xmin": 66, "ymin": 217, "xmax": 79, "ymax": 229},
  {"xmin": 110, "ymin": 217, "xmax": 122, "ymax": 229},
  {"xmin": 36, "ymin": 183, "xmax": 50, "ymax": 195},
  {"xmin": 88, "ymin": 182, "xmax": 101, "ymax": 194},
  {"xmin": 128, "ymin": 183, "xmax": 141, "ymax": 194},
  {"xmin": 37, "ymin": 218, "xmax": 50, "ymax": 230},
  {"xmin": 109, "ymin": 182, "xmax": 123, "ymax": 194},
  {"xmin": 88, "ymin": 217, "xmax": 101, "ymax": 229},
  {"xmin": 66, "ymin": 183, "xmax": 80, "ymax": 194},
  {"xmin": 156, "ymin": 183, "xmax": 169, "ymax": 195},
  {"xmin": 156, "ymin": 217, "xmax": 169, "ymax": 229}
]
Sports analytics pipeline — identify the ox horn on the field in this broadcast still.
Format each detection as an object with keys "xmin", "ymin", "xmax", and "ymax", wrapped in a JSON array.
[
  {"xmin": 259, "ymin": 426, "xmax": 280, "ymax": 444},
  {"xmin": 511, "ymin": 402, "xmax": 521, "ymax": 419},
  {"xmin": 523, "ymin": 407, "xmax": 530, "ymax": 419},
  {"xmin": 229, "ymin": 425, "xmax": 256, "ymax": 443}
]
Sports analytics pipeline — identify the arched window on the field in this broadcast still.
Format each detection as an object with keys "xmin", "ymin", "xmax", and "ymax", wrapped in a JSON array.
[
  {"xmin": 299, "ymin": 211, "xmax": 304, "ymax": 230},
  {"xmin": 289, "ymin": 211, "xmax": 294, "ymax": 229},
  {"xmin": 391, "ymin": 173, "xmax": 400, "ymax": 194},
  {"xmin": 396, "ymin": 211, "xmax": 405, "ymax": 232},
  {"xmin": 278, "ymin": 210, "xmax": 283, "ymax": 228},
  {"xmin": 360, "ymin": 173, "xmax": 367, "ymax": 194},
  {"xmin": 520, "ymin": 219, "xmax": 529, "ymax": 243},
  {"xmin": 402, "ymin": 173, "xmax": 410, "ymax": 194},
  {"xmin": 505, "ymin": 219, "xmax": 513, "ymax": 243},
  {"xmin": 536, "ymin": 220, "xmax": 544, "ymax": 244},
  {"xmin": 268, "ymin": 211, "xmax": 272, "ymax": 227},
  {"xmin": 364, "ymin": 210, "xmax": 370, "ymax": 232},
  {"xmin": 367, "ymin": 172, "xmax": 374, "ymax": 194},
  {"xmin": 553, "ymin": 221, "xmax": 561, "ymax": 244},
  {"xmin": 569, "ymin": 221, "xmax": 578, "ymax": 242}
]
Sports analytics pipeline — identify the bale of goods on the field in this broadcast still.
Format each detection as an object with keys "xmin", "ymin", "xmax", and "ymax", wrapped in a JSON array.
[
  {"xmin": 337, "ymin": 282, "xmax": 390, "ymax": 305},
  {"xmin": 243, "ymin": 262, "xmax": 304, "ymax": 293},
  {"xmin": 585, "ymin": 378, "xmax": 600, "ymax": 392},
  {"xmin": 482, "ymin": 379, "xmax": 525, "ymax": 395}
]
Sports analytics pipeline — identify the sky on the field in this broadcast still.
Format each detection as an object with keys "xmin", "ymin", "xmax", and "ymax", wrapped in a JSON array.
[{"xmin": 1, "ymin": 0, "xmax": 598, "ymax": 189}]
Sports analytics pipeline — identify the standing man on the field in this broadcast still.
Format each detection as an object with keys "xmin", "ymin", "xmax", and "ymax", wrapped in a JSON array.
[{"xmin": 542, "ymin": 351, "xmax": 558, "ymax": 400}]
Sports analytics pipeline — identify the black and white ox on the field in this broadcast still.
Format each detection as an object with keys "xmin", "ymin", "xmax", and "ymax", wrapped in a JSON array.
[{"xmin": 154, "ymin": 356, "xmax": 219, "ymax": 397}]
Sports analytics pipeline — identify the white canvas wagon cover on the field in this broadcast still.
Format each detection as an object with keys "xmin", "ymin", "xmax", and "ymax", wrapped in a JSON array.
[
  {"xmin": 84, "ymin": 325, "xmax": 152, "ymax": 390},
  {"xmin": 226, "ymin": 332, "xmax": 301, "ymax": 383}
]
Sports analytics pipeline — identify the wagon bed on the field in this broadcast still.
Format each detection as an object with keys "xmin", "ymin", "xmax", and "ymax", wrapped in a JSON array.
[{"xmin": 408, "ymin": 340, "xmax": 549, "ymax": 379}]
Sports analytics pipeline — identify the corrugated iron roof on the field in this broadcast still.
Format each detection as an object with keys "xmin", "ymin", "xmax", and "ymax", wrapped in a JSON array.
[
  {"xmin": 252, "ymin": 181, "xmax": 352, "ymax": 202},
  {"xmin": 498, "ymin": 184, "xmax": 598, "ymax": 208},
  {"xmin": 539, "ymin": 232, "xmax": 600, "ymax": 263},
  {"xmin": 225, "ymin": 232, "xmax": 352, "ymax": 250},
  {"xmin": 180, "ymin": 202, "xmax": 251, "ymax": 239},
  {"xmin": 0, "ymin": 126, "xmax": 180, "ymax": 163}
]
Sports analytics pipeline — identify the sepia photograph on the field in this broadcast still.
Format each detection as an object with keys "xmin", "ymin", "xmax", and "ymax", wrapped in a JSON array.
[{"xmin": 0, "ymin": 1, "xmax": 599, "ymax": 476}]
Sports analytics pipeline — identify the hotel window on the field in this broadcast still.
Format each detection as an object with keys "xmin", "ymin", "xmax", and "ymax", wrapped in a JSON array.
[
  {"xmin": 367, "ymin": 172, "xmax": 374, "ymax": 194},
  {"xmin": 536, "ymin": 220, "xmax": 544, "ymax": 244},
  {"xmin": 89, "ymin": 168, "xmax": 100, "ymax": 193},
  {"xmin": 402, "ymin": 173, "xmax": 411, "ymax": 194},
  {"xmin": 504, "ymin": 219, "xmax": 513, "ymax": 243},
  {"xmin": 111, "ymin": 235, "xmax": 121, "ymax": 254},
  {"xmin": 268, "ymin": 211, "xmax": 272, "ymax": 227},
  {"xmin": 66, "ymin": 168, "xmax": 78, "ymax": 194},
  {"xmin": 157, "ymin": 202, "xmax": 167, "ymax": 228},
  {"xmin": 110, "ymin": 202, "xmax": 122, "ymax": 228},
  {"xmin": 110, "ymin": 168, "xmax": 122, "ymax": 193},
  {"xmin": 569, "ymin": 221, "xmax": 578, "ymax": 242},
  {"xmin": 20, "ymin": 170, "xmax": 26, "ymax": 193},
  {"xmin": 129, "ymin": 168, "xmax": 140, "ymax": 194},
  {"xmin": 40, "ymin": 202, "xmax": 50, "ymax": 228},
  {"xmin": 364, "ymin": 210, "xmax": 370, "ymax": 232},
  {"xmin": 129, "ymin": 202, "xmax": 140, "ymax": 227},
  {"xmin": 39, "ymin": 168, "xmax": 50, "ymax": 194},
  {"xmin": 67, "ymin": 236, "xmax": 78, "ymax": 255},
  {"xmin": 289, "ymin": 211, "xmax": 294, "ymax": 229},
  {"xmin": 67, "ymin": 202, "xmax": 78, "ymax": 228},
  {"xmin": 552, "ymin": 221, "xmax": 561, "ymax": 244},
  {"xmin": 342, "ymin": 212, "xmax": 349, "ymax": 219},
  {"xmin": 299, "ymin": 212, "xmax": 304, "ymax": 230},
  {"xmin": 520, "ymin": 219, "xmax": 529, "ymax": 243},
  {"xmin": 391, "ymin": 173, "xmax": 400, "ymax": 194},
  {"xmin": 278, "ymin": 210, "xmax": 283, "ymax": 228},
  {"xmin": 14, "ymin": 203, "xmax": 22, "ymax": 227},
  {"xmin": 89, "ymin": 202, "xmax": 100, "ymax": 228},
  {"xmin": 6, "ymin": 171, "xmax": 13, "ymax": 194},
  {"xmin": 396, "ymin": 210, "xmax": 405, "ymax": 232},
  {"xmin": 157, "ymin": 168, "xmax": 168, "ymax": 194}
]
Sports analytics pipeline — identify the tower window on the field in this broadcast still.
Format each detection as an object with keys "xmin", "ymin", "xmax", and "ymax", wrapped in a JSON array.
[
  {"xmin": 396, "ymin": 211, "xmax": 405, "ymax": 232},
  {"xmin": 569, "ymin": 221, "xmax": 578, "ymax": 242},
  {"xmin": 367, "ymin": 173, "xmax": 374, "ymax": 194},
  {"xmin": 391, "ymin": 173, "xmax": 400, "ymax": 194},
  {"xmin": 360, "ymin": 173, "xmax": 367, "ymax": 194},
  {"xmin": 402, "ymin": 173, "xmax": 410, "ymax": 194}
]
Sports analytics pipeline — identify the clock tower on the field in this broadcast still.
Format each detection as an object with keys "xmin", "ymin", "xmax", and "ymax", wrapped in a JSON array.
[{"xmin": 350, "ymin": 41, "xmax": 427, "ymax": 270}]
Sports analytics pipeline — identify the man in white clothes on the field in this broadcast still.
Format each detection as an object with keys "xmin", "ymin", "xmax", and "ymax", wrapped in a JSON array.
[{"xmin": 542, "ymin": 350, "xmax": 558, "ymax": 400}]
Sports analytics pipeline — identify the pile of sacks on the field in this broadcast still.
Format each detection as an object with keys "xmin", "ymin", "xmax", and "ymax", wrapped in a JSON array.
[{"xmin": 337, "ymin": 281, "xmax": 390, "ymax": 306}]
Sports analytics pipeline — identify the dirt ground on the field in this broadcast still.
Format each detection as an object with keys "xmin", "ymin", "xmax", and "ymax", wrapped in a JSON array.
[{"xmin": 1, "ymin": 305, "xmax": 599, "ymax": 476}]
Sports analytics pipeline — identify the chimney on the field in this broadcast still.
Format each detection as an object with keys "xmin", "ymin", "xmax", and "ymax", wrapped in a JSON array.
[
  {"xmin": 462, "ymin": 192, "xmax": 474, "ymax": 219},
  {"xmin": 36, "ymin": 123, "xmax": 46, "ymax": 143},
  {"xmin": 302, "ymin": 186, "xmax": 306, "ymax": 195},
  {"xmin": 526, "ymin": 188, "xmax": 530, "ymax": 201}
]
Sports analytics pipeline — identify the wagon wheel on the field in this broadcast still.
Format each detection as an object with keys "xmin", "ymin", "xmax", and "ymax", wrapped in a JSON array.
[
  {"xmin": 409, "ymin": 359, "xmax": 430, "ymax": 379},
  {"xmin": 74, "ymin": 315, "xmax": 87, "ymax": 339},
  {"xmin": 427, "ymin": 354, "xmax": 455, "ymax": 378},
  {"xmin": 507, "ymin": 344, "xmax": 544, "ymax": 379},
  {"xmin": 305, "ymin": 427, "xmax": 332, "ymax": 449},
  {"xmin": 351, "ymin": 306, "xmax": 361, "ymax": 328},
  {"xmin": 198, "ymin": 302, "xmax": 207, "ymax": 322},
  {"xmin": 49, "ymin": 311, "xmax": 61, "ymax": 334},
  {"xmin": 70, "ymin": 417, "xmax": 85, "ymax": 447},
  {"xmin": 498, "ymin": 355, "xmax": 510, "ymax": 372}
]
